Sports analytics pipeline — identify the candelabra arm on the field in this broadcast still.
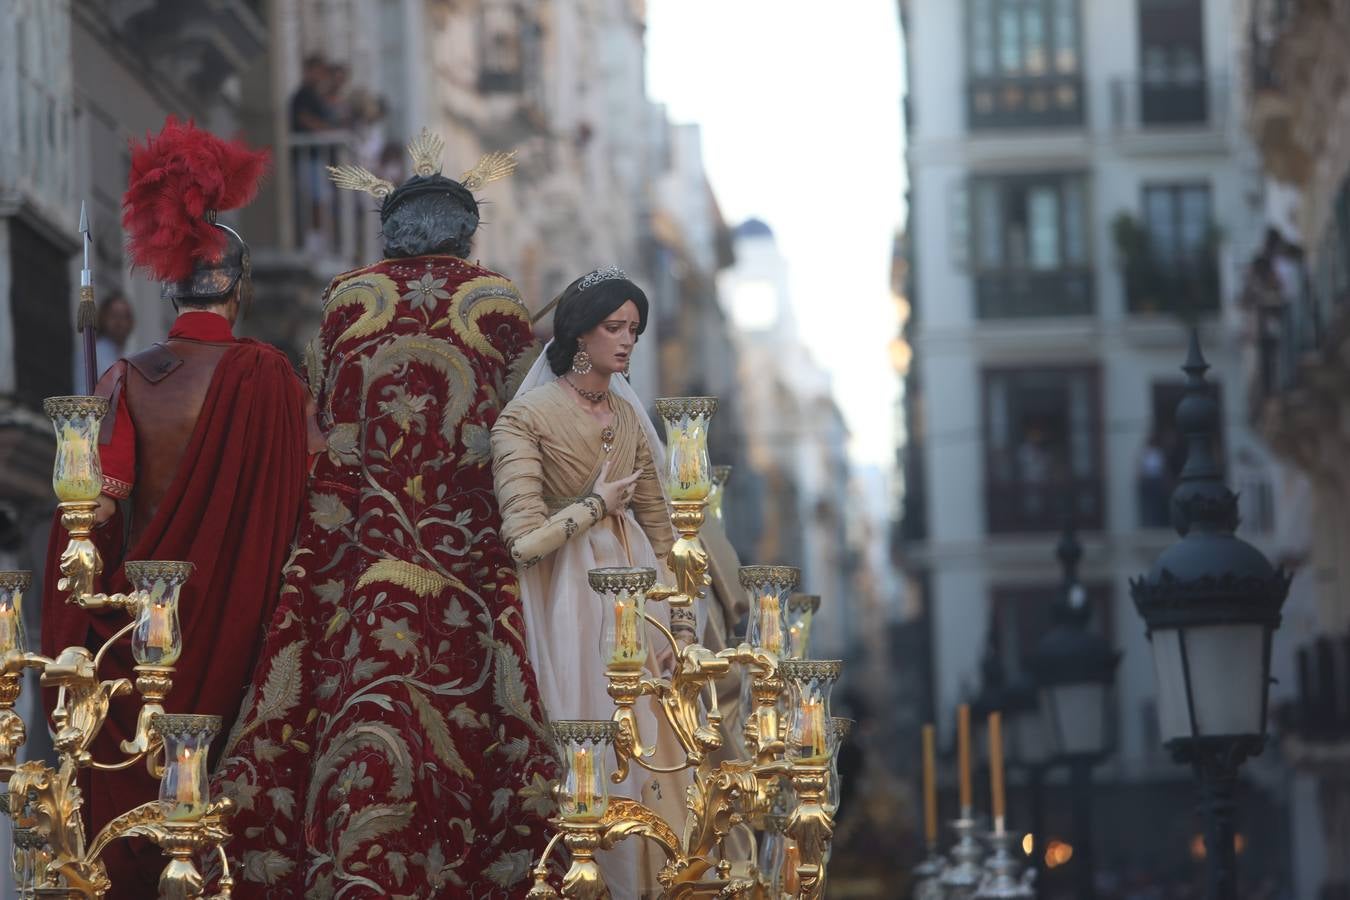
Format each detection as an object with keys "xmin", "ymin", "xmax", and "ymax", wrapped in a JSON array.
[
  {"xmin": 786, "ymin": 764, "xmax": 834, "ymax": 900},
  {"xmin": 8, "ymin": 758, "xmax": 105, "ymax": 895},
  {"xmin": 43, "ymin": 645, "xmax": 133, "ymax": 763},
  {"xmin": 525, "ymin": 831, "xmax": 568, "ymax": 898}
]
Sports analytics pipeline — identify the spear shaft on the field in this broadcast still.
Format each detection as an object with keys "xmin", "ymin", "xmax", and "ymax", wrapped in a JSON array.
[{"xmin": 78, "ymin": 202, "xmax": 97, "ymax": 394}]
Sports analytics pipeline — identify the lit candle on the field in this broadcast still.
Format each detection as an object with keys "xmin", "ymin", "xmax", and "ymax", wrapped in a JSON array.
[
  {"xmin": 783, "ymin": 839, "xmax": 801, "ymax": 893},
  {"xmin": 958, "ymin": 703, "xmax": 971, "ymax": 814},
  {"xmin": 760, "ymin": 594, "xmax": 783, "ymax": 654},
  {"xmin": 989, "ymin": 711, "xmax": 1006, "ymax": 834},
  {"xmin": 148, "ymin": 603, "xmax": 172, "ymax": 652},
  {"xmin": 610, "ymin": 598, "xmax": 641, "ymax": 666},
  {"xmin": 0, "ymin": 603, "xmax": 19, "ymax": 656},
  {"xmin": 167, "ymin": 746, "xmax": 203, "ymax": 821},
  {"xmin": 572, "ymin": 747, "xmax": 597, "ymax": 819},
  {"xmin": 55, "ymin": 422, "xmax": 101, "ymax": 500},
  {"xmin": 798, "ymin": 697, "xmax": 828, "ymax": 763},
  {"xmin": 922, "ymin": 723, "xmax": 937, "ymax": 846}
]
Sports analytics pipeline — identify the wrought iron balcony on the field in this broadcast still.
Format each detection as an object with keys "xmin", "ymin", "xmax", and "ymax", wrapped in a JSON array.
[
  {"xmin": 1109, "ymin": 72, "xmax": 1229, "ymax": 133},
  {"xmin": 1123, "ymin": 257, "xmax": 1220, "ymax": 317},
  {"xmin": 985, "ymin": 477, "xmax": 1103, "ymax": 534},
  {"xmin": 967, "ymin": 74, "xmax": 1085, "ymax": 130},
  {"xmin": 975, "ymin": 269, "xmax": 1094, "ymax": 319}
]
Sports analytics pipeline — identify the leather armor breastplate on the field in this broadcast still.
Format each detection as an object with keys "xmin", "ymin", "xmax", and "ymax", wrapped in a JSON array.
[{"xmin": 124, "ymin": 338, "xmax": 233, "ymax": 545}]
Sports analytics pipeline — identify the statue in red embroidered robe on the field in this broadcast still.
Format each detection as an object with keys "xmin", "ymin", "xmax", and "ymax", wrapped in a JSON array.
[
  {"xmin": 39, "ymin": 118, "xmax": 313, "ymax": 899},
  {"xmin": 212, "ymin": 131, "xmax": 559, "ymax": 897}
]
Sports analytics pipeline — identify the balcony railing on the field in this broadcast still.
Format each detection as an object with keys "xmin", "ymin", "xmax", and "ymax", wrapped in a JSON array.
[
  {"xmin": 1109, "ymin": 73, "xmax": 1229, "ymax": 132},
  {"xmin": 986, "ymin": 477, "xmax": 1103, "ymax": 534},
  {"xmin": 975, "ymin": 269, "xmax": 1094, "ymax": 318},
  {"xmin": 1124, "ymin": 257, "xmax": 1221, "ymax": 317},
  {"xmin": 967, "ymin": 74, "xmax": 1085, "ymax": 130},
  {"xmin": 285, "ymin": 131, "xmax": 382, "ymax": 267}
]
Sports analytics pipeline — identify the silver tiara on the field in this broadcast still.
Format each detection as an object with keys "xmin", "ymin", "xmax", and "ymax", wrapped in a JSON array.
[{"xmin": 579, "ymin": 266, "xmax": 628, "ymax": 291}]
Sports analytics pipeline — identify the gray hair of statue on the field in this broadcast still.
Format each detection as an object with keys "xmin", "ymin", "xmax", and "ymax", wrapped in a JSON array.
[{"xmin": 380, "ymin": 193, "xmax": 479, "ymax": 259}]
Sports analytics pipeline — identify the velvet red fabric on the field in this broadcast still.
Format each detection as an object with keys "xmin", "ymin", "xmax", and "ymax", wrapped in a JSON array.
[
  {"xmin": 41, "ymin": 339, "xmax": 309, "ymax": 898},
  {"xmin": 214, "ymin": 255, "xmax": 560, "ymax": 898}
]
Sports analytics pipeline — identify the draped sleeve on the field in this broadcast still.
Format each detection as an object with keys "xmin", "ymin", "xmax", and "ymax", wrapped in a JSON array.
[
  {"xmin": 630, "ymin": 420, "xmax": 674, "ymax": 559},
  {"xmin": 491, "ymin": 401, "xmax": 607, "ymax": 567}
]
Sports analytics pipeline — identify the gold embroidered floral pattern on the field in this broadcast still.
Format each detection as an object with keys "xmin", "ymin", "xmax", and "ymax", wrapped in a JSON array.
[{"xmin": 212, "ymin": 256, "xmax": 558, "ymax": 898}]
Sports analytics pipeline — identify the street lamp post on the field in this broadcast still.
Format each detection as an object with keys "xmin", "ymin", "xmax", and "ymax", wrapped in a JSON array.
[
  {"xmin": 1130, "ymin": 333, "xmax": 1290, "ymax": 900},
  {"xmin": 1027, "ymin": 522, "xmax": 1121, "ymax": 900}
]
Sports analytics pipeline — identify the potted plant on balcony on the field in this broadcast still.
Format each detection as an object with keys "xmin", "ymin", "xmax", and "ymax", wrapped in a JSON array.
[{"xmin": 1113, "ymin": 212, "xmax": 1223, "ymax": 321}]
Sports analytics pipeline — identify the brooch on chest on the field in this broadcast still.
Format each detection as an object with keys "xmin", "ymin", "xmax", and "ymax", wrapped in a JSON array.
[{"xmin": 601, "ymin": 426, "xmax": 615, "ymax": 454}]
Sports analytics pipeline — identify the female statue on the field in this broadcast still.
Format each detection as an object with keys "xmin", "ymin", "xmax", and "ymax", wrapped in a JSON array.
[{"xmin": 491, "ymin": 267, "xmax": 689, "ymax": 896}]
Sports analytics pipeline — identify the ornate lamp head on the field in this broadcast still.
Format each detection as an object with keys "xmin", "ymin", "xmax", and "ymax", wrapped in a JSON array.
[
  {"xmin": 553, "ymin": 720, "xmax": 618, "ymax": 823},
  {"xmin": 150, "ymin": 714, "xmax": 221, "ymax": 822},
  {"xmin": 126, "ymin": 562, "xmax": 194, "ymax": 667},
  {"xmin": 0, "ymin": 572, "xmax": 32, "ymax": 656},
  {"xmin": 589, "ymin": 567, "xmax": 656, "ymax": 672},
  {"xmin": 1130, "ymin": 332, "xmax": 1290, "ymax": 763},
  {"xmin": 44, "ymin": 396, "xmax": 108, "ymax": 503},
  {"xmin": 655, "ymin": 397, "xmax": 719, "ymax": 502}
]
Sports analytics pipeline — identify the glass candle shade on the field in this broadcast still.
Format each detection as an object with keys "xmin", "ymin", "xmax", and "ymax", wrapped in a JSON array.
[
  {"xmin": 739, "ymin": 566, "xmax": 800, "ymax": 656},
  {"xmin": 826, "ymin": 717, "xmax": 854, "ymax": 813},
  {"xmin": 151, "ymin": 714, "xmax": 221, "ymax": 822},
  {"xmin": 709, "ymin": 466, "xmax": 732, "ymax": 522},
  {"xmin": 786, "ymin": 593, "xmax": 821, "ymax": 660},
  {"xmin": 590, "ymin": 567, "xmax": 655, "ymax": 672},
  {"xmin": 43, "ymin": 397, "xmax": 108, "ymax": 502},
  {"xmin": 0, "ymin": 572, "xmax": 32, "ymax": 656},
  {"xmin": 781, "ymin": 659, "xmax": 843, "ymax": 765},
  {"xmin": 127, "ymin": 562, "xmax": 193, "ymax": 667},
  {"xmin": 654, "ymin": 397, "xmax": 718, "ymax": 501},
  {"xmin": 554, "ymin": 720, "xmax": 617, "ymax": 822}
]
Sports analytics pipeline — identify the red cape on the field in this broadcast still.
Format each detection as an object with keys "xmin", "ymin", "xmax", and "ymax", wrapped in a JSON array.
[{"xmin": 41, "ymin": 339, "xmax": 309, "ymax": 899}]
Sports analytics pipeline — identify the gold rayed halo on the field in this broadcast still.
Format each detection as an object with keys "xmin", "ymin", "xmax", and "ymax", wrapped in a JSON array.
[{"xmin": 327, "ymin": 128, "xmax": 517, "ymax": 199}]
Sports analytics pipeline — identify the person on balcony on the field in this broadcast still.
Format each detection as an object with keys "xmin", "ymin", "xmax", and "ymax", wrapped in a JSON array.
[
  {"xmin": 40, "ymin": 118, "xmax": 316, "ymax": 900},
  {"xmin": 215, "ymin": 131, "xmax": 559, "ymax": 898}
]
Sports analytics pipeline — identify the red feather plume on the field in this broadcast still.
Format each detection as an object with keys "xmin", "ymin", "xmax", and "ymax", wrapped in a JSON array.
[{"xmin": 121, "ymin": 117, "xmax": 270, "ymax": 282}]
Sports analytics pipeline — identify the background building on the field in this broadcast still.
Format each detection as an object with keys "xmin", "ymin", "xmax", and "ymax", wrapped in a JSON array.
[
  {"xmin": 897, "ymin": 0, "xmax": 1289, "ymax": 892},
  {"xmin": 1240, "ymin": 2, "xmax": 1350, "ymax": 897}
]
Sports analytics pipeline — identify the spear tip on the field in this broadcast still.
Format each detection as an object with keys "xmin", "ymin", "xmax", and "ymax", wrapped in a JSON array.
[{"xmin": 78, "ymin": 201, "xmax": 89, "ymax": 236}]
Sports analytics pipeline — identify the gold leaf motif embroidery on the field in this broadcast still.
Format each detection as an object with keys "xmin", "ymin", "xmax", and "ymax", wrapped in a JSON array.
[
  {"xmin": 436, "ymin": 276, "xmax": 528, "ymax": 363},
  {"xmin": 354, "ymin": 558, "xmax": 468, "ymax": 599},
  {"xmin": 407, "ymin": 684, "xmax": 473, "ymax": 778},
  {"xmin": 403, "ymin": 474, "xmax": 425, "ymax": 504},
  {"xmin": 323, "ymin": 272, "xmax": 401, "ymax": 347},
  {"xmin": 490, "ymin": 642, "xmax": 550, "ymax": 741},
  {"xmin": 335, "ymin": 802, "xmax": 417, "ymax": 867},
  {"xmin": 306, "ymin": 723, "xmax": 416, "ymax": 826},
  {"xmin": 231, "ymin": 640, "xmax": 305, "ymax": 745},
  {"xmin": 359, "ymin": 335, "xmax": 476, "ymax": 443}
]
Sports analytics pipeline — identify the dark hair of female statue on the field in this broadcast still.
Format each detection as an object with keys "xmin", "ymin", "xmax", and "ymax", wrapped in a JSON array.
[{"xmin": 545, "ymin": 275, "xmax": 650, "ymax": 376}]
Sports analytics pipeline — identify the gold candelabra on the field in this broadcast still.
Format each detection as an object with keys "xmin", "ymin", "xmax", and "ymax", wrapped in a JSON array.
[
  {"xmin": 0, "ymin": 395, "xmax": 235, "ymax": 898},
  {"xmin": 526, "ymin": 397, "xmax": 847, "ymax": 899}
]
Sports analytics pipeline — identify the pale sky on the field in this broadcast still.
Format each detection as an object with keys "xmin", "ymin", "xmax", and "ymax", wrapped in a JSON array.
[{"xmin": 646, "ymin": 1, "xmax": 907, "ymax": 469}]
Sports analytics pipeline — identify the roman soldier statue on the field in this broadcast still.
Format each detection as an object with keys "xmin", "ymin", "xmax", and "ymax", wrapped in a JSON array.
[
  {"xmin": 41, "ymin": 118, "xmax": 314, "ymax": 899},
  {"xmin": 214, "ymin": 131, "xmax": 559, "ymax": 898}
]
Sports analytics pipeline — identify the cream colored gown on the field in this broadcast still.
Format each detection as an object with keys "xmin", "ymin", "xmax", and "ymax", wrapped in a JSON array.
[{"xmin": 491, "ymin": 379, "xmax": 690, "ymax": 898}]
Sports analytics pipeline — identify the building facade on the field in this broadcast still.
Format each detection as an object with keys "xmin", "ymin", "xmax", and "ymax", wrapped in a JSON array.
[
  {"xmin": 1240, "ymin": 2, "xmax": 1350, "ymax": 897},
  {"xmin": 899, "ymin": 0, "xmax": 1288, "ymax": 889}
]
